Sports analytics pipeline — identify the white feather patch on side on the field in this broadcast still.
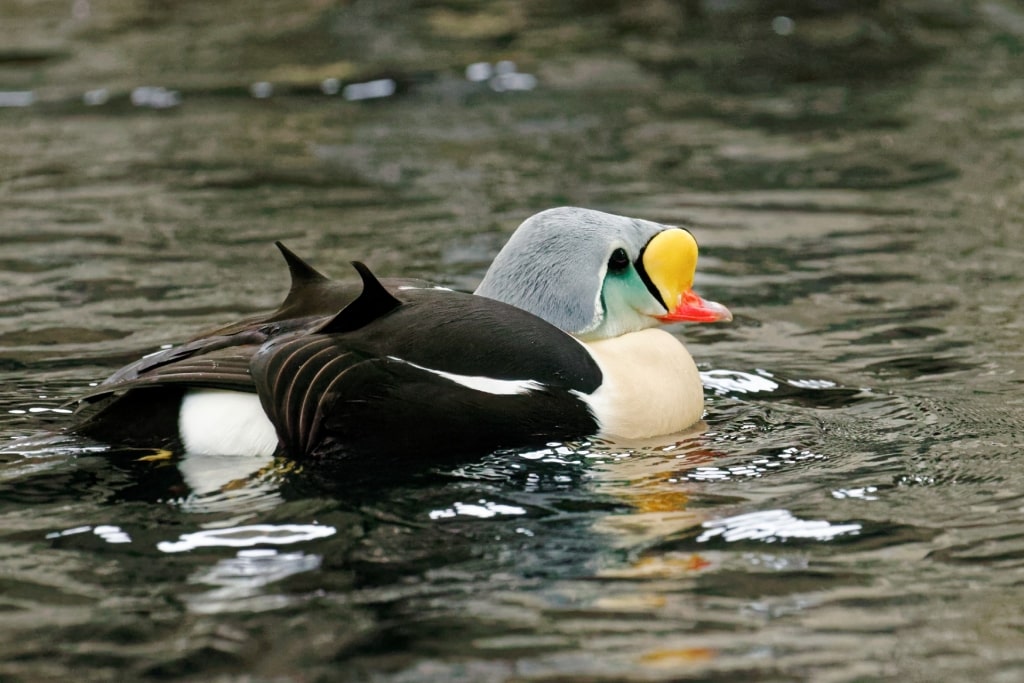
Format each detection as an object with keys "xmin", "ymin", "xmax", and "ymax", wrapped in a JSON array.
[
  {"xmin": 179, "ymin": 389, "xmax": 279, "ymax": 457},
  {"xmin": 576, "ymin": 328, "xmax": 704, "ymax": 439},
  {"xmin": 387, "ymin": 357, "xmax": 544, "ymax": 395}
]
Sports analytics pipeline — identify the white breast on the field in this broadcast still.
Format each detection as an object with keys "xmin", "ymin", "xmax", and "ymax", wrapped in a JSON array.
[
  {"xmin": 178, "ymin": 389, "xmax": 279, "ymax": 457},
  {"xmin": 578, "ymin": 328, "xmax": 705, "ymax": 439}
]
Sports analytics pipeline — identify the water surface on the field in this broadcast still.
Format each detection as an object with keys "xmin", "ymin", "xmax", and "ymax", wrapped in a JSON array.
[{"xmin": 2, "ymin": 2, "xmax": 1023, "ymax": 681}]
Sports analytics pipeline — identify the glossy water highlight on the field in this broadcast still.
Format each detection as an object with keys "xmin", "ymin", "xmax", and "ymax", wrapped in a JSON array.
[{"xmin": 3, "ymin": 2, "xmax": 1024, "ymax": 682}]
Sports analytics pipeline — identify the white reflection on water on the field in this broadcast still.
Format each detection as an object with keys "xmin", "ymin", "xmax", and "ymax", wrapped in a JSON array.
[
  {"xmin": 1, "ymin": 434, "xmax": 109, "ymax": 483},
  {"xmin": 83, "ymin": 88, "xmax": 109, "ymax": 106},
  {"xmin": 177, "ymin": 450, "xmax": 276, "ymax": 496},
  {"xmin": 186, "ymin": 548, "xmax": 322, "ymax": 614},
  {"xmin": 0, "ymin": 91, "xmax": 34, "ymax": 107},
  {"xmin": 158, "ymin": 523, "xmax": 336, "ymax": 553},
  {"xmin": 686, "ymin": 446, "xmax": 826, "ymax": 481},
  {"xmin": 429, "ymin": 500, "xmax": 527, "ymax": 520},
  {"xmin": 696, "ymin": 509, "xmax": 861, "ymax": 543},
  {"xmin": 787, "ymin": 378, "xmax": 838, "ymax": 389},
  {"xmin": 249, "ymin": 81, "xmax": 273, "ymax": 99},
  {"xmin": 465, "ymin": 60, "xmax": 538, "ymax": 92},
  {"xmin": 701, "ymin": 369, "xmax": 779, "ymax": 395},
  {"xmin": 174, "ymin": 449, "xmax": 282, "ymax": 515},
  {"xmin": 832, "ymin": 486, "xmax": 880, "ymax": 500},
  {"xmin": 45, "ymin": 524, "xmax": 132, "ymax": 544},
  {"xmin": 7, "ymin": 406, "xmax": 74, "ymax": 416},
  {"xmin": 343, "ymin": 78, "xmax": 396, "ymax": 101},
  {"xmin": 490, "ymin": 72, "xmax": 538, "ymax": 92},
  {"xmin": 516, "ymin": 443, "xmax": 586, "ymax": 462},
  {"xmin": 130, "ymin": 86, "xmax": 181, "ymax": 109},
  {"xmin": 701, "ymin": 369, "xmax": 839, "ymax": 395},
  {"xmin": 1, "ymin": 432, "xmax": 108, "ymax": 459},
  {"xmin": 465, "ymin": 62, "xmax": 492, "ymax": 82}
]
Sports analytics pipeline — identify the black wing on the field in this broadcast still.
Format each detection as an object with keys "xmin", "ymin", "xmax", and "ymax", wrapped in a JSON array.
[
  {"xmin": 251, "ymin": 268, "xmax": 603, "ymax": 461},
  {"xmin": 70, "ymin": 244, "xmax": 421, "ymax": 445}
]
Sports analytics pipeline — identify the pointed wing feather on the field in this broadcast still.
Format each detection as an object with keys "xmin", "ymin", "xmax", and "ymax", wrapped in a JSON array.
[
  {"xmin": 77, "ymin": 345, "xmax": 261, "ymax": 402},
  {"xmin": 317, "ymin": 261, "xmax": 402, "ymax": 334}
]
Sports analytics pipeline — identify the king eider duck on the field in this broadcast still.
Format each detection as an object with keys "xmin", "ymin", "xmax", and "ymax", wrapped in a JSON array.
[{"xmin": 71, "ymin": 207, "xmax": 731, "ymax": 463}]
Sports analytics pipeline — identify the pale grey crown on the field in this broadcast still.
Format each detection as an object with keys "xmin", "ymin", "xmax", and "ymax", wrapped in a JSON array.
[{"xmin": 474, "ymin": 207, "xmax": 669, "ymax": 335}]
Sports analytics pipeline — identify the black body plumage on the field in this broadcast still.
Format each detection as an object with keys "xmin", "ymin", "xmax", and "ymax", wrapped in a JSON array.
[{"xmin": 74, "ymin": 244, "xmax": 602, "ymax": 462}]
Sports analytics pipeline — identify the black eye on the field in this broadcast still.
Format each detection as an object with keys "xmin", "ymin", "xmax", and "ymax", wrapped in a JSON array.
[{"xmin": 607, "ymin": 247, "xmax": 630, "ymax": 272}]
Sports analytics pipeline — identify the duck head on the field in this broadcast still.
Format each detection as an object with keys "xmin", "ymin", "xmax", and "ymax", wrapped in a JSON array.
[{"xmin": 475, "ymin": 207, "xmax": 732, "ymax": 340}]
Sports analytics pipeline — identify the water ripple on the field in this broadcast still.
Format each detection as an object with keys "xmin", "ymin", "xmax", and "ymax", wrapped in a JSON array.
[
  {"xmin": 696, "ymin": 509, "xmax": 863, "ymax": 544},
  {"xmin": 685, "ymin": 446, "xmax": 827, "ymax": 482},
  {"xmin": 185, "ymin": 548, "xmax": 323, "ymax": 614},
  {"xmin": 428, "ymin": 500, "xmax": 528, "ymax": 520},
  {"xmin": 157, "ymin": 523, "xmax": 337, "ymax": 553}
]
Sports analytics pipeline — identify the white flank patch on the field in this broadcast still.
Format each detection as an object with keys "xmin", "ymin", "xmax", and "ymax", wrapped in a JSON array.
[
  {"xmin": 179, "ymin": 389, "xmax": 279, "ymax": 457},
  {"xmin": 396, "ymin": 285, "xmax": 454, "ymax": 292},
  {"xmin": 388, "ymin": 357, "xmax": 543, "ymax": 396}
]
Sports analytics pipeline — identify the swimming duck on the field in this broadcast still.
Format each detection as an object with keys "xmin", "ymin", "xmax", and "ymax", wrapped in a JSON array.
[{"xmin": 73, "ymin": 207, "xmax": 731, "ymax": 462}]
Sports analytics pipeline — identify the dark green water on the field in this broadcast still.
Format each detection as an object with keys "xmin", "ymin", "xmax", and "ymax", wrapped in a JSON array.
[{"xmin": 2, "ymin": 2, "xmax": 1023, "ymax": 681}]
